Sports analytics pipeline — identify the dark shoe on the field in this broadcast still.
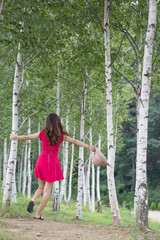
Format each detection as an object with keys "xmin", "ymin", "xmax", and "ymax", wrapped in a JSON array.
[
  {"xmin": 34, "ymin": 215, "xmax": 44, "ymax": 220},
  {"xmin": 27, "ymin": 200, "xmax": 35, "ymax": 213}
]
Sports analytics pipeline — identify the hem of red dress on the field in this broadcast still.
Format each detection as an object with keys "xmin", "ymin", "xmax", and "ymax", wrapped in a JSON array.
[{"xmin": 34, "ymin": 176, "xmax": 64, "ymax": 183}]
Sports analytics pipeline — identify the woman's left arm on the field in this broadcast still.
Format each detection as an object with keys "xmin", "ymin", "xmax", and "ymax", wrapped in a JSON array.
[
  {"xmin": 10, "ymin": 132, "xmax": 40, "ymax": 141},
  {"xmin": 64, "ymin": 135, "xmax": 96, "ymax": 152}
]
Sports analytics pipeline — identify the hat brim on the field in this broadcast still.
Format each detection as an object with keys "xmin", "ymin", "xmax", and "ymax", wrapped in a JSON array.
[{"xmin": 92, "ymin": 148, "xmax": 110, "ymax": 166}]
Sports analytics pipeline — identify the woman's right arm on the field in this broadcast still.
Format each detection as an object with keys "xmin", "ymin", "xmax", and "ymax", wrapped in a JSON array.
[
  {"xmin": 10, "ymin": 132, "xmax": 40, "ymax": 141},
  {"xmin": 63, "ymin": 135, "xmax": 96, "ymax": 152}
]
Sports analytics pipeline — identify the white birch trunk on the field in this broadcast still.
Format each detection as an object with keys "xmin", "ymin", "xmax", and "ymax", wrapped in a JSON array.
[
  {"xmin": 18, "ymin": 147, "xmax": 23, "ymax": 193},
  {"xmin": 97, "ymin": 134, "xmax": 102, "ymax": 212},
  {"xmin": 22, "ymin": 142, "xmax": 28, "ymax": 197},
  {"xmin": 0, "ymin": 149, "xmax": 1, "ymax": 183},
  {"xmin": 2, "ymin": 138, "xmax": 8, "ymax": 188},
  {"xmin": 76, "ymin": 82, "xmax": 87, "ymax": 219},
  {"xmin": 3, "ymin": 46, "xmax": 21, "ymax": 205},
  {"xmin": 27, "ymin": 118, "xmax": 31, "ymax": 199},
  {"xmin": 38, "ymin": 122, "xmax": 41, "ymax": 155},
  {"xmin": 60, "ymin": 115, "xmax": 69, "ymax": 203},
  {"xmin": 104, "ymin": 0, "xmax": 122, "ymax": 226},
  {"xmin": 90, "ymin": 123, "xmax": 95, "ymax": 212},
  {"xmin": 134, "ymin": 0, "xmax": 157, "ymax": 230},
  {"xmin": 66, "ymin": 121, "xmax": 75, "ymax": 204},
  {"xmin": 86, "ymin": 139, "xmax": 91, "ymax": 209},
  {"xmin": 53, "ymin": 62, "xmax": 60, "ymax": 211},
  {"xmin": 11, "ymin": 160, "xmax": 17, "ymax": 203}
]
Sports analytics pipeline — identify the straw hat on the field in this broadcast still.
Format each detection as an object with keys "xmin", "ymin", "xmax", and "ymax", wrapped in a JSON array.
[{"xmin": 92, "ymin": 148, "xmax": 110, "ymax": 167}]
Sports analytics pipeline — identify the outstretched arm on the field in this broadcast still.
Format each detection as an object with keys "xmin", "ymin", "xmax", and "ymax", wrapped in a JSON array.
[
  {"xmin": 10, "ymin": 132, "xmax": 40, "ymax": 141},
  {"xmin": 64, "ymin": 135, "xmax": 96, "ymax": 152}
]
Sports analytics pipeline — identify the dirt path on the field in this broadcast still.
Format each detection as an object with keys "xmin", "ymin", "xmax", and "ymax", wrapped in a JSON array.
[{"xmin": 0, "ymin": 217, "xmax": 160, "ymax": 240}]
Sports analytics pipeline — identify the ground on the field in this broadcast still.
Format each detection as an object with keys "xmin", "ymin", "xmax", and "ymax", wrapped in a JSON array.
[{"xmin": 0, "ymin": 216, "xmax": 160, "ymax": 240}]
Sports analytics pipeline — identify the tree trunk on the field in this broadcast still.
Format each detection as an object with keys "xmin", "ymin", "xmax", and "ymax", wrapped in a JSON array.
[
  {"xmin": 90, "ymin": 122, "xmax": 95, "ymax": 212},
  {"xmin": 76, "ymin": 82, "xmax": 87, "ymax": 219},
  {"xmin": 38, "ymin": 122, "xmax": 41, "ymax": 155},
  {"xmin": 60, "ymin": 115, "xmax": 69, "ymax": 203},
  {"xmin": 11, "ymin": 160, "xmax": 17, "ymax": 203},
  {"xmin": 66, "ymin": 121, "xmax": 75, "ymax": 204},
  {"xmin": 104, "ymin": 0, "xmax": 122, "ymax": 226},
  {"xmin": 3, "ymin": 46, "xmax": 22, "ymax": 205},
  {"xmin": 53, "ymin": 62, "xmax": 60, "ymax": 211},
  {"xmin": 2, "ymin": 138, "xmax": 8, "ymax": 188},
  {"xmin": 18, "ymin": 147, "xmax": 23, "ymax": 193},
  {"xmin": 86, "ymin": 132, "xmax": 91, "ymax": 209},
  {"xmin": 134, "ymin": 0, "xmax": 157, "ymax": 231},
  {"xmin": 97, "ymin": 134, "xmax": 102, "ymax": 212},
  {"xmin": 27, "ymin": 118, "xmax": 31, "ymax": 199},
  {"xmin": 22, "ymin": 142, "xmax": 28, "ymax": 197}
]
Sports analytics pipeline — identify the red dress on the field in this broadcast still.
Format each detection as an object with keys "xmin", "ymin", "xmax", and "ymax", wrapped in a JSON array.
[{"xmin": 34, "ymin": 130, "xmax": 64, "ymax": 182}]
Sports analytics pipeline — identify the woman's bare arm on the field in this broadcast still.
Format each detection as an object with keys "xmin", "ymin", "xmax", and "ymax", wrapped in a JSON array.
[
  {"xmin": 64, "ymin": 135, "xmax": 96, "ymax": 152},
  {"xmin": 10, "ymin": 132, "xmax": 40, "ymax": 140}
]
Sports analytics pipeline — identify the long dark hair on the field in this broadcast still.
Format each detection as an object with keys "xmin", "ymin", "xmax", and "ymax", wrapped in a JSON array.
[{"xmin": 44, "ymin": 113, "xmax": 68, "ymax": 145}]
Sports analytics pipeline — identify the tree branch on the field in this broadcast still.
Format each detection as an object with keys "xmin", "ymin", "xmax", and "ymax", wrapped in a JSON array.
[
  {"xmin": 109, "ymin": 25, "xmax": 130, "ymax": 68},
  {"xmin": 0, "ymin": 0, "xmax": 5, "ymax": 16},
  {"xmin": 19, "ymin": 111, "xmax": 38, "ymax": 131},
  {"xmin": 113, "ymin": 65, "xmax": 137, "ymax": 94},
  {"xmin": 23, "ymin": 23, "xmax": 64, "ymax": 69},
  {"xmin": 86, "ymin": 0, "xmax": 104, "ymax": 33}
]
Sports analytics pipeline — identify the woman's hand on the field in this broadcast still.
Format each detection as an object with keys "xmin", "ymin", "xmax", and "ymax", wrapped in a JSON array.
[
  {"xmin": 10, "ymin": 134, "xmax": 16, "ymax": 140},
  {"xmin": 89, "ymin": 146, "xmax": 96, "ymax": 152}
]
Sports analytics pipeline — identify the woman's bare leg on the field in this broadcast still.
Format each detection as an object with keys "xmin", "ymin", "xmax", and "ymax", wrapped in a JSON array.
[
  {"xmin": 35, "ymin": 181, "xmax": 53, "ymax": 218},
  {"xmin": 32, "ymin": 179, "xmax": 45, "ymax": 202}
]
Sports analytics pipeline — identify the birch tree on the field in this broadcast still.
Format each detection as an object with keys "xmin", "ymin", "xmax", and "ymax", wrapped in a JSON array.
[
  {"xmin": 2, "ymin": 138, "xmax": 7, "ymax": 188},
  {"xmin": 3, "ymin": 46, "xmax": 22, "ymax": 205},
  {"xmin": 27, "ymin": 118, "xmax": 31, "ymax": 199},
  {"xmin": 60, "ymin": 115, "xmax": 69, "ymax": 203},
  {"xmin": 97, "ymin": 134, "xmax": 102, "ymax": 212},
  {"xmin": 22, "ymin": 142, "xmax": 28, "ymax": 197},
  {"xmin": 53, "ymin": 62, "xmax": 60, "ymax": 211},
  {"xmin": 104, "ymin": 0, "xmax": 122, "ymax": 226},
  {"xmin": 134, "ymin": 0, "xmax": 157, "ymax": 230},
  {"xmin": 90, "ymin": 121, "xmax": 95, "ymax": 212},
  {"xmin": 66, "ymin": 121, "xmax": 75, "ymax": 204},
  {"xmin": 76, "ymin": 82, "xmax": 87, "ymax": 219}
]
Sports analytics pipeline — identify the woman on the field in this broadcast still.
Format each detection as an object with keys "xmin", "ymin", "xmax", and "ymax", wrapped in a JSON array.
[{"xmin": 10, "ymin": 113, "xmax": 96, "ymax": 220}]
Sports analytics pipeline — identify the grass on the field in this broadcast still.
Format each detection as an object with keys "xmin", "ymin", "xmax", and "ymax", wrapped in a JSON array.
[{"xmin": 0, "ymin": 192, "xmax": 160, "ymax": 234}]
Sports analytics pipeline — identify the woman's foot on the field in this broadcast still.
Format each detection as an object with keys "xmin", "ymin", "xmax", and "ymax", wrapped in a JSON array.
[
  {"xmin": 34, "ymin": 215, "xmax": 44, "ymax": 220},
  {"xmin": 27, "ymin": 200, "xmax": 35, "ymax": 213}
]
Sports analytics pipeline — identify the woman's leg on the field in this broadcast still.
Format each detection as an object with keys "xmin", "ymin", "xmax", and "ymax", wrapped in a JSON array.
[
  {"xmin": 35, "ymin": 181, "xmax": 53, "ymax": 218},
  {"xmin": 32, "ymin": 179, "xmax": 45, "ymax": 202},
  {"xmin": 27, "ymin": 179, "xmax": 45, "ymax": 213}
]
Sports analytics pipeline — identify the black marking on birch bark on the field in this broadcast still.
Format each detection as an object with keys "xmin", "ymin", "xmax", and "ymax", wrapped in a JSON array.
[
  {"xmin": 109, "ymin": 145, "xmax": 113, "ymax": 149},
  {"xmin": 149, "ymin": 23, "xmax": 156, "ymax": 29}
]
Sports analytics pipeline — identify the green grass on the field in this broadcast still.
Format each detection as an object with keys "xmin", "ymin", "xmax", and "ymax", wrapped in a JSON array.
[
  {"xmin": 0, "ymin": 224, "xmax": 12, "ymax": 240},
  {"xmin": 0, "ymin": 192, "xmax": 160, "ymax": 234}
]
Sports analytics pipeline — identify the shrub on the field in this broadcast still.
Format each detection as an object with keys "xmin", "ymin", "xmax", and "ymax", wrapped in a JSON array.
[
  {"xmin": 128, "ymin": 201, "xmax": 133, "ymax": 208},
  {"xmin": 157, "ymin": 202, "xmax": 160, "ymax": 210},
  {"xmin": 150, "ymin": 202, "xmax": 156, "ymax": 210}
]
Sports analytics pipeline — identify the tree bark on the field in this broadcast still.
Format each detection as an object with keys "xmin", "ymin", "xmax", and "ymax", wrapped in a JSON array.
[
  {"xmin": 60, "ymin": 115, "xmax": 69, "ymax": 203},
  {"xmin": 22, "ymin": 142, "xmax": 28, "ymax": 197},
  {"xmin": 27, "ymin": 118, "xmax": 31, "ymax": 199},
  {"xmin": 104, "ymin": 0, "xmax": 122, "ymax": 226},
  {"xmin": 97, "ymin": 134, "xmax": 102, "ymax": 212},
  {"xmin": 76, "ymin": 82, "xmax": 87, "ymax": 219},
  {"xmin": 3, "ymin": 46, "xmax": 22, "ymax": 205},
  {"xmin": 66, "ymin": 121, "xmax": 75, "ymax": 204},
  {"xmin": 53, "ymin": 62, "xmax": 60, "ymax": 211},
  {"xmin": 2, "ymin": 138, "xmax": 8, "ymax": 188},
  {"xmin": 134, "ymin": 0, "xmax": 157, "ymax": 231}
]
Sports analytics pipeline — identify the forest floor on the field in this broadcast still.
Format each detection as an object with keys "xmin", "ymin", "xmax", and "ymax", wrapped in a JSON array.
[{"xmin": 0, "ymin": 214, "xmax": 160, "ymax": 240}]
